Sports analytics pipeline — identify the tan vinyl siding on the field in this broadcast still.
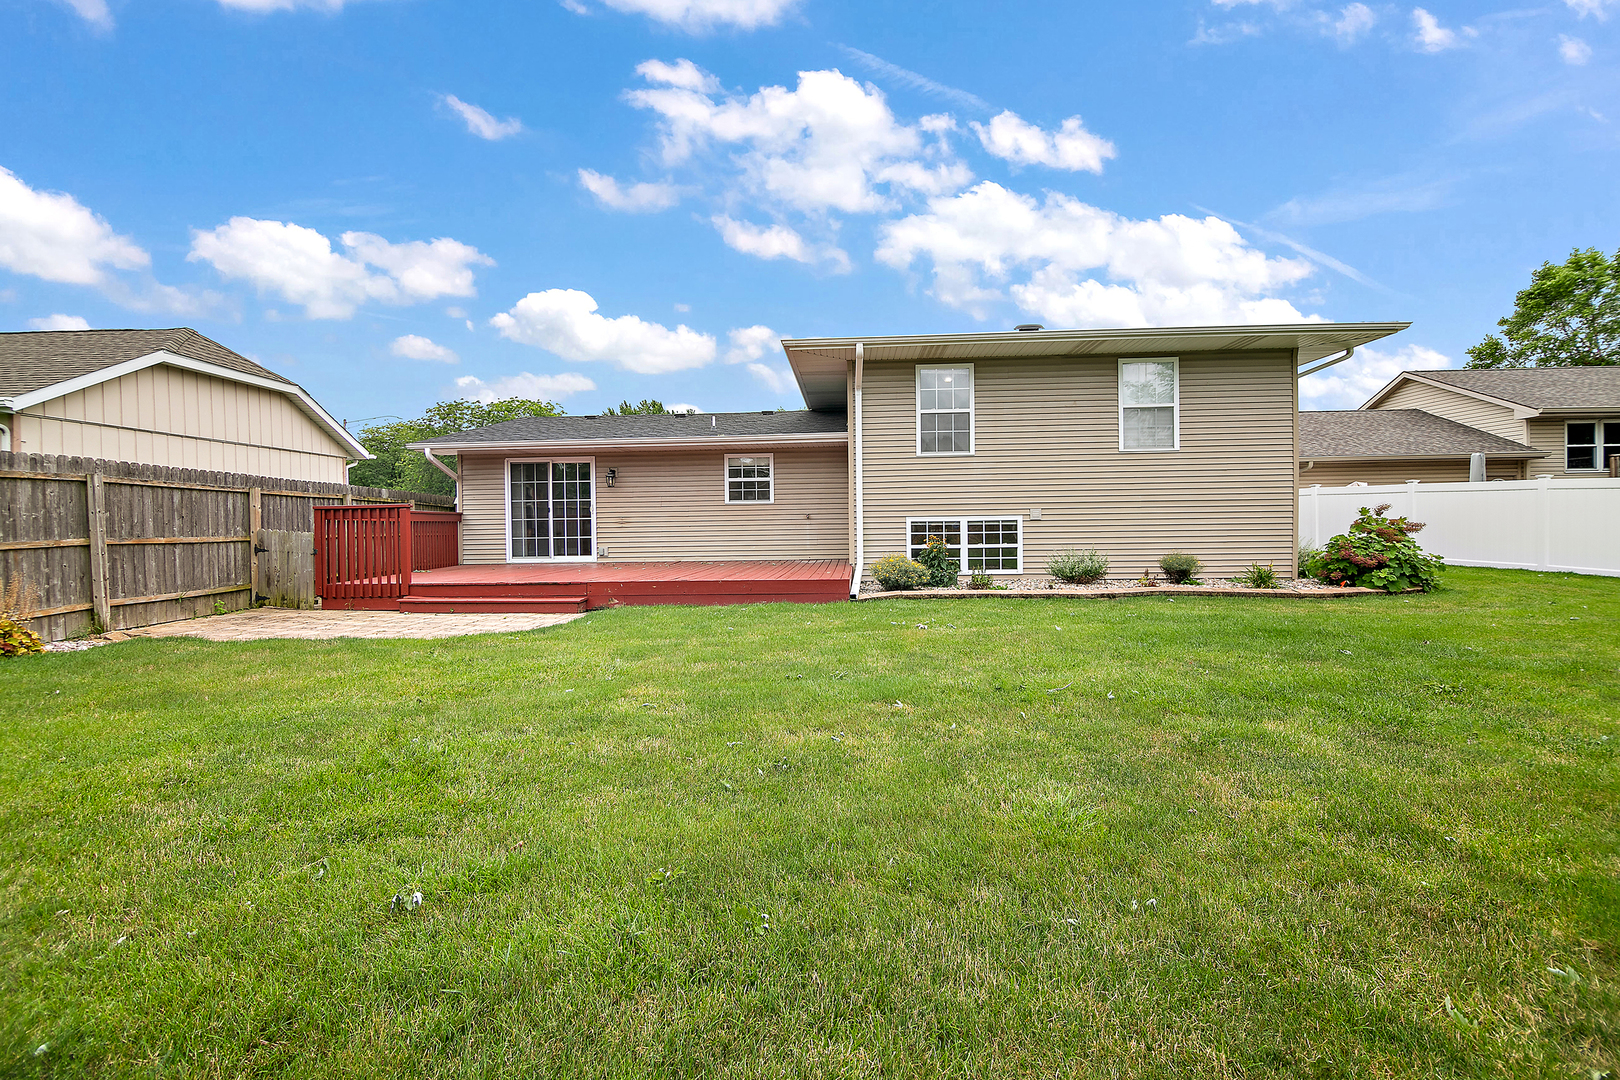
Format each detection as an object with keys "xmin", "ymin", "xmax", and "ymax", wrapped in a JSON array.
[
  {"xmin": 1375, "ymin": 382, "xmax": 1526, "ymax": 441},
  {"xmin": 1300, "ymin": 457, "xmax": 1526, "ymax": 487},
  {"xmin": 12, "ymin": 364, "xmax": 350, "ymax": 482},
  {"xmin": 860, "ymin": 350, "xmax": 1298, "ymax": 580},
  {"xmin": 1525, "ymin": 415, "xmax": 1620, "ymax": 477},
  {"xmin": 456, "ymin": 447, "xmax": 850, "ymax": 564}
]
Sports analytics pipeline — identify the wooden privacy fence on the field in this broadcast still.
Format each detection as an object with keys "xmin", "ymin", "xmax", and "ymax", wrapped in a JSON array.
[
  {"xmin": 313, "ymin": 505, "xmax": 462, "ymax": 606},
  {"xmin": 0, "ymin": 451, "xmax": 455, "ymax": 640}
]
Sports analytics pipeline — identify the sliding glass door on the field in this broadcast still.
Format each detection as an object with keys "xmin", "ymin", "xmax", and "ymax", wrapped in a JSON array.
[{"xmin": 507, "ymin": 460, "xmax": 595, "ymax": 561}]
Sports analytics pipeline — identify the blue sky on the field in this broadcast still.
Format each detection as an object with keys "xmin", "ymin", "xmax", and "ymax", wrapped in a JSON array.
[{"xmin": 3, "ymin": 0, "xmax": 1616, "ymax": 425}]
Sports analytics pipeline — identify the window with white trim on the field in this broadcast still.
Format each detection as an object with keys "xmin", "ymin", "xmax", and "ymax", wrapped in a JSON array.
[
  {"xmin": 1119, "ymin": 358, "xmax": 1179, "ymax": 451},
  {"xmin": 726, "ymin": 454, "xmax": 773, "ymax": 502},
  {"xmin": 1567, "ymin": 420, "xmax": 1620, "ymax": 471},
  {"xmin": 907, "ymin": 517, "xmax": 1021, "ymax": 572},
  {"xmin": 917, "ymin": 367, "xmax": 973, "ymax": 454}
]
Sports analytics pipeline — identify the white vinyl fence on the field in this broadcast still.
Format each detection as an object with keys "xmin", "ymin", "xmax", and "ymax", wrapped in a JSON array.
[{"xmin": 1300, "ymin": 476, "xmax": 1620, "ymax": 578}]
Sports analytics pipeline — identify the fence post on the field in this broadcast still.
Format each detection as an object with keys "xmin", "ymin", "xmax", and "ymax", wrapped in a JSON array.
[
  {"xmin": 1538, "ymin": 473, "xmax": 1551, "ymax": 572},
  {"xmin": 248, "ymin": 486, "xmax": 262, "ymax": 605},
  {"xmin": 86, "ymin": 469, "xmax": 111, "ymax": 631},
  {"xmin": 1406, "ymin": 479, "xmax": 1419, "ymax": 521},
  {"xmin": 1309, "ymin": 484, "xmax": 1321, "ymax": 547}
]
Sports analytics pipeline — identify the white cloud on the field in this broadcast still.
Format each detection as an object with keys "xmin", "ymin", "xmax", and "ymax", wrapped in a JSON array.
[
  {"xmin": 453, "ymin": 371, "xmax": 597, "ymax": 402},
  {"xmin": 712, "ymin": 216, "xmax": 811, "ymax": 262},
  {"xmin": 188, "ymin": 218, "xmax": 492, "ymax": 319},
  {"xmin": 1327, "ymin": 3, "xmax": 1377, "ymax": 44},
  {"xmin": 442, "ymin": 95, "xmax": 523, "ymax": 141},
  {"xmin": 578, "ymin": 170, "xmax": 681, "ymax": 213},
  {"xmin": 664, "ymin": 402, "xmax": 703, "ymax": 413},
  {"xmin": 746, "ymin": 362, "xmax": 794, "ymax": 394},
  {"xmin": 0, "ymin": 167, "xmax": 149, "ymax": 286},
  {"xmin": 1558, "ymin": 34, "xmax": 1593, "ymax": 64},
  {"xmin": 876, "ymin": 181, "xmax": 1314, "ymax": 327},
  {"xmin": 58, "ymin": 0, "xmax": 112, "ymax": 28},
  {"xmin": 723, "ymin": 323, "xmax": 780, "ymax": 363},
  {"xmin": 27, "ymin": 314, "xmax": 92, "ymax": 331},
  {"xmin": 578, "ymin": 0, "xmax": 800, "ymax": 31},
  {"xmin": 1299, "ymin": 343, "xmax": 1452, "ymax": 409},
  {"xmin": 969, "ymin": 111, "xmax": 1116, "ymax": 174},
  {"xmin": 390, "ymin": 334, "xmax": 459, "ymax": 363},
  {"xmin": 490, "ymin": 289, "xmax": 717, "ymax": 373},
  {"xmin": 1411, "ymin": 8, "xmax": 1465, "ymax": 52},
  {"xmin": 626, "ymin": 61, "xmax": 969, "ymax": 214},
  {"xmin": 1565, "ymin": 0, "xmax": 1615, "ymax": 19}
]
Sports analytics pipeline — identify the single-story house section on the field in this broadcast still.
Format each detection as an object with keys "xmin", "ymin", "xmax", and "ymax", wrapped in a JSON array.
[
  {"xmin": 410, "ymin": 321, "xmax": 1408, "ymax": 597},
  {"xmin": 0, "ymin": 327, "xmax": 368, "ymax": 482},
  {"xmin": 1361, "ymin": 366, "xmax": 1620, "ymax": 478},
  {"xmin": 1299, "ymin": 409, "xmax": 1544, "ymax": 486}
]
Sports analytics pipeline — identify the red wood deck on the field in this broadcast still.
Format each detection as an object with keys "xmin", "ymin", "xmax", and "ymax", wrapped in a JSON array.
[{"xmin": 324, "ymin": 560, "xmax": 853, "ymax": 613}]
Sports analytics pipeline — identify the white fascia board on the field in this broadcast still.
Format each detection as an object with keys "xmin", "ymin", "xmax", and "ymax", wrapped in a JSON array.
[
  {"xmin": 9, "ymin": 350, "xmax": 372, "ymax": 458},
  {"xmin": 407, "ymin": 432, "xmax": 848, "ymax": 454},
  {"xmin": 1361, "ymin": 371, "xmax": 1541, "ymax": 418}
]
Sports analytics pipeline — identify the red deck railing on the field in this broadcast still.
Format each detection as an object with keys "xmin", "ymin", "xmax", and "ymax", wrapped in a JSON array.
[{"xmin": 315, "ymin": 504, "xmax": 461, "ymax": 604}]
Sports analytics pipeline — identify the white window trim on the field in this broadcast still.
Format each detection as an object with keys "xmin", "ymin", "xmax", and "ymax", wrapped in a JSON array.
[
  {"xmin": 1118, "ymin": 356, "xmax": 1180, "ymax": 453},
  {"xmin": 723, "ymin": 452, "xmax": 775, "ymax": 504},
  {"xmin": 904, "ymin": 515, "xmax": 1025, "ymax": 574},
  {"xmin": 916, "ymin": 363, "xmax": 975, "ymax": 457},
  {"xmin": 1566, "ymin": 419, "xmax": 1618, "ymax": 472},
  {"xmin": 503, "ymin": 456, "xmax": 598, "ymax": 563}
]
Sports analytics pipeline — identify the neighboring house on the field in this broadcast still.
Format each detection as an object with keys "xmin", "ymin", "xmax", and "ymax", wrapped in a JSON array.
[
  {"xmin": 1299, "ymin": 410, "xmax": 1543, "ymax": 486},
  {"xmin": 411, "ymin": 321, "xmax": 1407, "ymax": 586},
  {"xmin": 0, "ymin": 328, "xmax": 368, "ymax": 482},
  {"xmin": 1360, "ymin": 367, "xmax": 1620, "ymax": 479}
]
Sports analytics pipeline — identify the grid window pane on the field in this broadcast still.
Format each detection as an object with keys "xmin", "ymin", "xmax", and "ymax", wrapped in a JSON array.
[
  {"xmin": 1123, "ymin": 406, "xmax": 1176, "ymax": 450},
  {"xmin": 908, "ymin": 520, "xmax": 962, "ymax": 564},
  {"xmin": 920, "ymin": 412, "xmax": 973, "ymax": 454},
  {"xmin": 551, "ymin": 461, "xmax": 592, "ymax": 557},
  {"xmin": 918, "ymin": 367, "xmax": 972, "ymax": 454},
  {"xmin": 965, "ymin": 519, "xmax": 1019, "ymax": 571},
  {"xmin": 510, "ymin": 462, "xmax": 550, "ymax": 559},
  {"xmin": 1121, "ymin": 362, "xmax": 1175, "ymax": 407},
  {"xmin": 727, "ymin": 456, "xmax": 773, "ymax": 501}
]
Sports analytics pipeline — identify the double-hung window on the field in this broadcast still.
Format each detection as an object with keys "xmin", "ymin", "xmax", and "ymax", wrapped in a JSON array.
[
  {"xmin": 907, "ymin": 516, "xmax": 1021, "ymax": 572},
  {"xmin": 1567, "ymin": 420, "xmax": 1620, "ymax": 471},
  {"xmin": 726, "ymin": 454, "xmax": 773, "ymax": 502},
  {"xmin": 1119, "ymin": 358, "xmax": 1179, "ymax": 451},
  {"xmin": 917, "ymin": 367, "xmax": 973, "ymax": 454}
]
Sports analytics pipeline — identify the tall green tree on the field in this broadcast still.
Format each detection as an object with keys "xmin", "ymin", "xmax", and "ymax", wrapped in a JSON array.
[
  {"xmin": 601, "ymin": 399, "xmax": 668, "ymax": 415},
  {"xmin": 1467, "ymin": 247, "xmax": 1620, "ymax": 368},
  {"xmin": 348, "ymin": 398, "xmax": 565, "ymax": 495}
]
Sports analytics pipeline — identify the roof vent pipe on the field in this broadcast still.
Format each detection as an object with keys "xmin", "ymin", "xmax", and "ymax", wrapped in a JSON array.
[{"xmin": 1015, "ymin": 324, "xmax": 1044, "ymax": 332}]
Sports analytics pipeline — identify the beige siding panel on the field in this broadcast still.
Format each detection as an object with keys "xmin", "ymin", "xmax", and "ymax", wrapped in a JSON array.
[
  {"xmin": 1300, "ymin": 457, "xmax": 1526, "ymax": 488},
  {"xmin": 11, "ymin": 364, "xmax": 351, "ymax": 482},
  {"xmin": 457, "ymin": 448, "xmax": 850, "ymax": 564},
  {"xmin": 1375, "ymin": 382, "xmax": 1525, "ymax": 442},
  {"xmin": 1524, "ymin": 416, "xmax": 1620, "ymax": 477},
  {"xmin": 860, "ymin": 351, "xmax": 1298, "ymax": 580}
]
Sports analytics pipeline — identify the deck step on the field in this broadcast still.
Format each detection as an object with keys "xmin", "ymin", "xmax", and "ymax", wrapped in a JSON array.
[{"xmin": 398, "ymin": 595, "xmax": 588, "ymax": 614}]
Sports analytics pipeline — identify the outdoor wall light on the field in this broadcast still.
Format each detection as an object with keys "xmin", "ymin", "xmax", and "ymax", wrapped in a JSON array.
[{"xmin": 605, "ymin": 468, "xmax": 617, "ymax": 487}]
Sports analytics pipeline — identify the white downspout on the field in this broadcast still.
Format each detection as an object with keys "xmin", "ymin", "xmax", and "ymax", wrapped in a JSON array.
[
  {"xmin": 851, "ymin": 341, "xmax": 865, "ymax": 599},
  {"xmin": 421, "ymin": 448, "xmax": 461, "ymax": 512}
]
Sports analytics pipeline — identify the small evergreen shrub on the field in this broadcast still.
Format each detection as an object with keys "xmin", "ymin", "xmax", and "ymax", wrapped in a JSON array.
[
  {"xmin": 1234, "ymin": 562, "xmax": 1281, "ymax": 589},
  {"xmin": 0, "ymin": 615, "xmax": 43, "ymax": 657},
  {"xmin": 1305, "ymin": 504, "xmax": 1444, "ymax": 592},
  {"xmin": 1159, "ymin": 551, "xmax": 1203, "ymax": 584},
  {"xmin": 967, "ymin": 572, "xmax": 996, "ymax": 590},
  {"xmin": 1048, "ymin": 548, "xmax": 1109, "ymax": 584},
  {"xmin": 915, "ymin": 535, "xmax": 960, "ymax": 588},
  {"xmin": 871, "ymin": 554, "xmax": 930, "ymax": 591}
]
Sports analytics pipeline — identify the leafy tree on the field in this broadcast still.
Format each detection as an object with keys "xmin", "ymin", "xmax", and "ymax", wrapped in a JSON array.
[
  {"xmin": 1467, "ymin": 247, "xmax": 1620, "ymax": 368},
  {"xmin": 348, "ymin": 397, "xmax": 565, "ymax": 495},
  {"xmin": 602, "ymin": 399, "xmax": 668, "ymax": 415}
]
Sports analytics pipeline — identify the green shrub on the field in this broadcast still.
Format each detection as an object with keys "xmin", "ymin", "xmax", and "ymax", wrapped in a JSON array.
[
  {"xmin": 914, "ymin": 534, "xmax": 960, "ymax": 588},
  {"xmin": 967, "ymin": 572, "xmax": 995, "ymax": 590},
  {"xmin": 1233, "ymin": 563, "xmax": 1281, "ymax": 589},
  {"xmin": 1299, "ymin": 539, "xmax": 1322, "ymax": 567},
  {"xmin": 1159, "ymin": 551, "xmax": 1203, "ymax": 584},
  {"xmin": 1305, "ymin": 503, "xmax": 1444, "ymax": 592},
  {"xmin": 0, "ymin": 615, "xmax": 43, "ymax": 658},
  {"xmin": 1048, "ymin": 548, "xmax": 1109, "ymax": 584},
  {"xmin": 870, "ymin": 554, "xmax": 930, "ymax": 591}
]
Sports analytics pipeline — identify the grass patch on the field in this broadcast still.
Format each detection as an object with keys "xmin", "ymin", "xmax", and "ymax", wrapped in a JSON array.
[{"xmin": 2, "ymin": 567, "xmax": 1617, "ymax": 1077}]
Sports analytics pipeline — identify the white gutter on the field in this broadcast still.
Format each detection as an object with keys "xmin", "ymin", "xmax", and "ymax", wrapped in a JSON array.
[
  {"xmin": 852, "ymin": 341, "xmax": 864, "ymax": 599},
  {"xmin": 1297, "ymin": 346, "xmax": 1354, "ymax": 379},
  {"xmin": 406, "ymin": 432, "xmax": 847, "ymax": 454},
  {"xmin": 421, "ymin": 447, "xmax": 461, "ymax": 512}
]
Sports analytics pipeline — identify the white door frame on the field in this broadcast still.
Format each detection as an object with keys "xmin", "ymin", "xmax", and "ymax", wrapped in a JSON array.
[{"xmin": 503, "ymin": 456, "xmax": 599, "ymax": 563}]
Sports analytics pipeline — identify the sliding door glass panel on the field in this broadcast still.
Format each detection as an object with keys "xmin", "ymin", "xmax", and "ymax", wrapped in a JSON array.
[
  {"xmin": 551, "ymin": 462, "xmax": 594, "ymax": 557},
  {"xmin": 510, "ymin": 462, "xmax": 550, "ymax": 559}
]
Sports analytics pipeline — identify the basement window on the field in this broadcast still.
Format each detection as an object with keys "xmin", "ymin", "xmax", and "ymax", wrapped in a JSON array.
[{"xmin": 907, "ymin": 517, "xmax": 1022, "ymax": 573}]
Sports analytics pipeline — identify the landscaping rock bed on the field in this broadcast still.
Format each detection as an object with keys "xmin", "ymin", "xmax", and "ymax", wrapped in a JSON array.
[{"xmin": 856, "ymin": 576, "xmax": 1387, "ymax": 600}]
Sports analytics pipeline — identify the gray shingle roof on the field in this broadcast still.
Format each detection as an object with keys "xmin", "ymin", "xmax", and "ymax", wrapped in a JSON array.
[
  {"xmin": 1301, "ymin": 410, "xmax": 1541, "ymax": 458},
  {"xmin": 0, "ymin": 328, "xmax": 293, "ymax": 399},
  {"xmin": 1405, "ymin": 367, "xmax": 1620, "ymax": 410},
  {"xmin": 415, "ymin": 409, "xmax": 848, "ymax": 447}
]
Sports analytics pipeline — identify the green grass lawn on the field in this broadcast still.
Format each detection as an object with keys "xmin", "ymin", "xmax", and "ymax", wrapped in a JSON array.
[{"xmin": 2, "ymin": 567, "xmax": 1617, "ymax": 1078}]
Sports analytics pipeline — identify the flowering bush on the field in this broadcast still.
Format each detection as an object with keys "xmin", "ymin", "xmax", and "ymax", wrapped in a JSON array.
[
  {"xmin": 0, "ymin": 615, "xmax": 43, "ymax": 657},
  {"xmin": 871, "ymin": 554, "xmax": 930, "ymax": 591},
  {"xmin": 915, "ymin": 535, "xmax": 960, "ymax": 588},
  {"xmin": 1306, "ymin": 504, "xmax": 1444, "ymax": 592}
]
